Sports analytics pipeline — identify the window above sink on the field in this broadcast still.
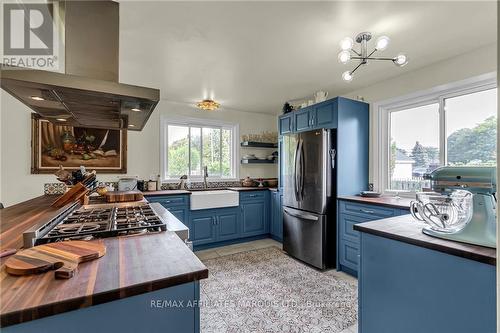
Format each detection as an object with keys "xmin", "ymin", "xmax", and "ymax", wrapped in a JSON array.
[{"xmin": 160, "ymin": 116, "xmax": 240, "ymax": 181}]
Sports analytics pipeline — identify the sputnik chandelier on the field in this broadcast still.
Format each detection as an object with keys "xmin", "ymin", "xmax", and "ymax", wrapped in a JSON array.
[{"xmin": 338, "ymin": 32, "xmax": 408, "ymax": 81}]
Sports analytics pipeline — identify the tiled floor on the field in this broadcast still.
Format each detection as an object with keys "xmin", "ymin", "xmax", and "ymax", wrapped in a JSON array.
[{"xmin": 195, "ymin": 238, "xmax": 359, "ymax": 333}]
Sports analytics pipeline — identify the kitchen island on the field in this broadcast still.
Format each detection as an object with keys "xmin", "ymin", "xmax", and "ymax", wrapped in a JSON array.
[
  {"xmin": 354, "ymin": 215, "xmax": 496, "ymax": 333},
  {"xmin": 0, "ymin": 195, "xmax": 208, "ymax": 333}
]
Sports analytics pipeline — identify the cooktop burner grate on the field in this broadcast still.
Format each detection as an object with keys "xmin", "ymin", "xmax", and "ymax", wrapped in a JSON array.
[{"xmin": 36, "ymin": 204, "xmax": 167, "ymax": 245}]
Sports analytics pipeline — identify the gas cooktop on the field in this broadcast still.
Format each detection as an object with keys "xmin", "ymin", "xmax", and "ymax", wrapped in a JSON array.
[{"xmin": 24, "ymin": 203, "xmax": 167, "ymax": 247}]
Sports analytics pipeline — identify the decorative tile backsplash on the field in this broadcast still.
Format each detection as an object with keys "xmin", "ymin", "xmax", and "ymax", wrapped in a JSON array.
[
  {"xmin": 44, "ymin": 183, "xmax": 67, "ymax": 195},
  {"xmin": 44, "ymin": 180, "xmax": 247, "ymax": 194}
]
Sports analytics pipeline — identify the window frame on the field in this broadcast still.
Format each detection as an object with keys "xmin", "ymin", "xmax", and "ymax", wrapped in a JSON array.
[
  {"xmin": 160, "ymin": 116, "xmax": 240, "ymax": 182},
  {"xmin": 373, "ymin": 72, "xmax": 497, "ymax": 196}
]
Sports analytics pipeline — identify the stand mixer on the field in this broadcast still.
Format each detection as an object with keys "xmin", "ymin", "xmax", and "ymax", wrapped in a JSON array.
[{"xmin": 410, "ymin": 166, "xmax": 497, "ymax": 248}]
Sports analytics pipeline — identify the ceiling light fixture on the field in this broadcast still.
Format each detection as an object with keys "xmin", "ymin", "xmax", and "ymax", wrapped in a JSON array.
[
  {"xmin": 30, "ymin": 96, "xmax": 44, "ymax": 101},
  {"xmin": 128, "ymin": 124, "xmax": 135, "ymax": 128},
  {"xmin": 131, "ymin": 108, "xmax": 141, "ymax": 112},
  {"xmin": 56, "ymin": 118, "xmax": 67, "ymax": 122},
  {"xmin": 338, "ymin": 32, "xmax": 408, "ymax": 81},
  {"xmin": 196, "ymin": 99, "xmax": 220, "ymax": 111}
]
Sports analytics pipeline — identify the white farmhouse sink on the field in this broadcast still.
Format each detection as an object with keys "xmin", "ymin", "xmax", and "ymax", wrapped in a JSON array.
[{"xmin": 190, "ymin": 190, "xmax": 239, "ymax": 210}]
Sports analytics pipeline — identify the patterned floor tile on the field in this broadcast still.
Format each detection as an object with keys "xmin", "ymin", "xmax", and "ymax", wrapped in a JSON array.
[{"xmin": 200, "ymin": 247, "xmax": 357, "ymax": 333}]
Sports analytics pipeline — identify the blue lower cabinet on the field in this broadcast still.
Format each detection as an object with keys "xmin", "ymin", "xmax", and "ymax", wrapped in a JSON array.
[
  {"xmin": 190, "ymin": 211, "xmax": 217, "ymax": 246},
  {"xmin": 359, "ymin": 233, "xmax": 496, "ymax": 333},
  {"xmin": 338, "ymin": 200, "xmax": 408, "ymax": 276},
  {"xmin": 147, "ymin": 195, "xmax": 190, "ymax": 226},
  {"xmin": 217, "ymin": 208, "xmax": 240, "ymax": 241},
  {"xmin": 168, "ymin": 208, "xmax": 190, "ymax": 228},
  {"xmin": 241, "ymin": 201, "xmax": 267, "ymax": 237},
  {"xmin": 270, "ymin": 191, "xmax": 283, "ymax": 241},
  {"xmin": 190, "ymin": 207, "xmax": 241, "ymax": 246}
]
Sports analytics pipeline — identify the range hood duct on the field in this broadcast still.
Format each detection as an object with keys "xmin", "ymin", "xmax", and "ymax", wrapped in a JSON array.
[{"xmin": 1, "ymin": 1, "xmax": 160, "ymax": 131}]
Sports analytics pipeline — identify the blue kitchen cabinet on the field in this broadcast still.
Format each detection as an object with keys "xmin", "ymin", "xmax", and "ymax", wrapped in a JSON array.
[
  {"xmin": 314, "ymin": 101, "xmax": 336, "ymax": 128},
  {"xmin": 270, "ymin": 190, "xmax": 283, "ymax": 242},
  {"xmin": 147, "ymin": 195, "xmax": 190, "ymax": 229},
  {"xmin": 294, "ymin": 108, "xmax": 314, "ymax": 132},
  {"xmin": 277, "ymin": 97, "xmax": 369, "ymax": 196},
  {"xmin": 279, "ymin": 113, "xmax": 293, "ymax": 135},
  {"xmin": 337, "ymin": 200, "xmax": 409, "ymax": 276},
  {"xmin": 240, "ymin": 191, "xmax": 270, "ymax": 237},
  {"xmin": 241, "ymin": 201, "xmax": 266, "ymax": 236},
  {"xmin": 216, "ymin": 207, "xmax": 240, "ymax": 242},
  {"xmin": 4, "ymin": 281, "xmax": 201, "ymax": 333},
  {"xmin": 358, "ymin": 232, "xmax": 496, "ymax": 333},
  {"xmin": 278, "ymin": 136, "xmax": 284, "ymax": 191},
  {"xmin": 190, "ymin": 211, "xmax": 217, "ymax": 245},
  {"xmin": 190, "ymin": 207, "xmax": 241, "ymax": 246},
  {"xmin": 294, "ymin": 100, "xmax": 337, "ymax": 132}
]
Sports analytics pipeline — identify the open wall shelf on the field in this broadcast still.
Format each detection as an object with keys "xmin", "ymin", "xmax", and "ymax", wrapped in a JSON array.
[{"xmin": 240, "ymin": 141, "xmax": 278, "ymax": 148}]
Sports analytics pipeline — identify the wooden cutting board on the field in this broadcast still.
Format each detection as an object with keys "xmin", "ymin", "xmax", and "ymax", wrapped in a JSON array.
[
  {"xmin": 105, "ymin": 190, "xmax": 144, "ymax": 203},
  {"xmin": 4, "ymin": 241, "xmax": 106, "ymax": 279}
]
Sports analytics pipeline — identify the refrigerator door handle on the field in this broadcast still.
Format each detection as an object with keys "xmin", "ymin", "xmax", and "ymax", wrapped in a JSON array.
[
  {"xmin": 283, "ymin": 208, "xmax": 319, "ymax": 221},
  {"xmin": 293, "ymin": 139, "xmax": 301, "ymax": 201},
  {"xmin": 298, "ymin": 139, "xmax": 305, "ymax": 200}
]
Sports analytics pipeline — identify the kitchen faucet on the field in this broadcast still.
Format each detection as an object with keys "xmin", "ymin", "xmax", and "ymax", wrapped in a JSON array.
[{"xmin": 203, "ymin": 166, "xmax": 208, "ymax": 189}]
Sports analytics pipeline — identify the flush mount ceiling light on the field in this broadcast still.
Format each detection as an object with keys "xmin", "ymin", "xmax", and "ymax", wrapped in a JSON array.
[
  {"xmin": 131, "ymin": 108, "xmax": 141, "ymax": 112},
  {"xmin": 196, "ymin": 99, "xmax": 220, "ymax": 111},
  {"xmin": 30, "ymin": 96, "xmax": 45, "ymax": 101},
  {"xmin": 338, "ymin": 32, "xmax": 408, "ymax": 81}
]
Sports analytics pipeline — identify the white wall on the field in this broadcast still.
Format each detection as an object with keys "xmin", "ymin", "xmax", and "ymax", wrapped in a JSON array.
[
  {"xmin": 0, "ymin": 94, "xmax": 277, "ymax": 207},
  {"xmin": 342, "ymin": 43, "xmax": 498, "ymax": 185}
]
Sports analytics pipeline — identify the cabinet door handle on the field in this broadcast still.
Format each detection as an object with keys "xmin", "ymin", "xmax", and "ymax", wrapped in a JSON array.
[
  {"xmin": 360, "ymin": 209, "xmax": 375, "ymax": 214},
  {"xmin": 165, "ymin": 200, "xmax": 171, "ymax": 203},
  {"xmin": 249, "ymin": 194, "xmax": 257, "ymax": 197}
]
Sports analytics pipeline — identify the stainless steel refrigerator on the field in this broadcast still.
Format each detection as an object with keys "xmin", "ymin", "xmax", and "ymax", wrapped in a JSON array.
[{"xmin": 282, "ymin": 128, "xmax": 336, "ymax": 269}]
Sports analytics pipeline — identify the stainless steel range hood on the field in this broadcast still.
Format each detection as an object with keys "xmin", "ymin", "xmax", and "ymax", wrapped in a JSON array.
[{"xmin": 0, "ymin": 1, "xmax": 160, "ymax": 131}]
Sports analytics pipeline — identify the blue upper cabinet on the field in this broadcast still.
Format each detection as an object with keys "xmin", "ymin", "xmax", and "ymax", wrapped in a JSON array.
[
  {"xmin": 277, "ymin": 97, "xmax": 368, "ymax": 196},
  {"xmin": 314, "ymin": 101, "xmax": 336, "ymax": 128},
  {"xmin": 294, "ymin": 108, "xmax": 313, "ymax": 132},
  {"xmin": 278, "ymin": 97, "xmax": 344, "ymax": 134},
  {"xmin": 279, "ymin": 113, "xmax": 293, "ymax": 135}
]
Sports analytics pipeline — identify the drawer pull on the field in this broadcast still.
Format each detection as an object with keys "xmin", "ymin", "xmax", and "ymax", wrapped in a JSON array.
[
  {"xmin": 249, "ymin": 194, "xmax": 257, "ymax": 197},
  {"xmin": 165, "ymin": 200, "xmax": 171, "ymax": 203},
  {"xmin": 360, "ymin": 209, "xmax": 375, "ymax": 214}
]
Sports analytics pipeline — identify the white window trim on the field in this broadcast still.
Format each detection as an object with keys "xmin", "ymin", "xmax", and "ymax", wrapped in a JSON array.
[
  {"xmin": 373, "ymin": 72, "xmax": 497, "ymax": 196},
  {"xmin": 160, "ymin": 116, "xmax": 240, "ymax": 182}
]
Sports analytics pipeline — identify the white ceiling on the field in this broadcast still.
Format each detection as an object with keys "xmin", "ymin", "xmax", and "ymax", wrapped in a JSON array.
[{"xmin": 119, "ymin": 1, "xmax": 497, "ymax": 114}]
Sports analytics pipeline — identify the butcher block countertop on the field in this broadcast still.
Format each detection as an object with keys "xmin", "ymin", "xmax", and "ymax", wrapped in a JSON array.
[
  {"xmin": 0, "ymin": 195, "xmax": 208, "ymax": 327},
  {"xmin": 226, "ymin": 187, "xmax": 274, "ymax": 191},
  {"xmin": 354, "ymin": 215, "xmax": 496, "ymax": 266},
  {"xmin": 338, "ymin": 195, "xmax": 412, "ymax": 209},
  {"xmin": 142, "ymin": 189, "xmax": 192, "ymax": 196}
]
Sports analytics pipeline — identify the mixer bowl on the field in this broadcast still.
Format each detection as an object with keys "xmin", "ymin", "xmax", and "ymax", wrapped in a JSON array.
[{"xmin": 410, "ymin": 190, "xmax": 473, "ymax": 233}]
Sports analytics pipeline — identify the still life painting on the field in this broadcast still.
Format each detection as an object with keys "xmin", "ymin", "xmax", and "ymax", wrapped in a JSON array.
[{"xmin": 31, "ymin": 114, "xmax": 127, "ymax": 173}]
